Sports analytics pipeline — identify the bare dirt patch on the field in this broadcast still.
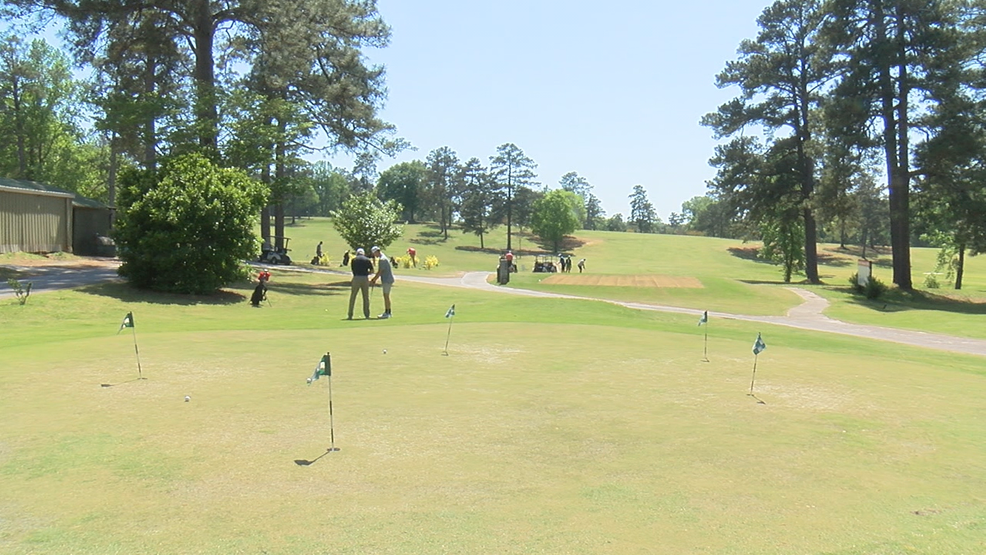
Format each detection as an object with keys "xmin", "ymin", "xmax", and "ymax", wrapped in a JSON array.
[
  {"xmin": 0, "ymin": 254, "xmax": 119, "ymax": 270},
  {"xmin": 540, "ymin": 274, "xmax": 703, "ymax": 288}
]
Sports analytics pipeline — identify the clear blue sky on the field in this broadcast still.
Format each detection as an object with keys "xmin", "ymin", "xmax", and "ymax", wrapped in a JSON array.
[{"xmin": 329, "ymin": 0, "xmax": 772, "ymax": 220}]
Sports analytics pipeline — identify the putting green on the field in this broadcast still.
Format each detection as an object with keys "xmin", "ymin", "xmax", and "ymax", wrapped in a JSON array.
[{"xmin": 2, "ymin": 313, "xmax": 985, "ymax": 554}]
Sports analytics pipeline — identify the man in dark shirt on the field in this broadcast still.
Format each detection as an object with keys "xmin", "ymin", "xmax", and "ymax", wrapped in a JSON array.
[{"xmin": 348, "ymin": 248, "xmax": 374, "ymax": 319}]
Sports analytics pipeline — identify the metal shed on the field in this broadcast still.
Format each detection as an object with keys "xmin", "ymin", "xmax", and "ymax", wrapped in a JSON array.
[{"xmin": 0, "ymin": 177, "xmax": 113, "ymax": 255}]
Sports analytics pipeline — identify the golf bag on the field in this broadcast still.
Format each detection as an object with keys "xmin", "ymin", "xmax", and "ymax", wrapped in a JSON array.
[
  {"xmin": 250, "ymin": 282, "xmax": 267, "ymax": 307},
  {"xmin": 251, "ymin": 269, "xmax": 271, "ymax": 307}
]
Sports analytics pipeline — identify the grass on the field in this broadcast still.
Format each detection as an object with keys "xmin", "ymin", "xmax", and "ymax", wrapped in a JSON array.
[
  {"xmin": 3, "ymin": 263, "xmax": 986, "ymax": 553},
  {"xmin": 4, "ymin": 225, "xmax": 986, "ymax": 553},
  {"xmin": 276, "ymin": 219, "xmax": 986, "ymax": 327}
]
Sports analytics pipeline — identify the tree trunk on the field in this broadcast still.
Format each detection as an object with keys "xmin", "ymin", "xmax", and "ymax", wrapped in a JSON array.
[
  {"xmin": 506, "ymin": 168, "xmax": 513, "ymax": 251},
  {"xmin": 274, "ymin": 132, "xmax": 286, "ymax": 249},
  {"xmin": 193, "ymin": 0, "xmax": 218, "ymax": 152},
  {"xmin": 261, "ymin": 164, "xmax": 271, "ymax": 243},
  {"xmin": 12, "ymin": 79, "xmax": 26, "ymax": 178},
  {"xmin": 892, "ymin": 7, "xmax": 912, "ymax": 290},
  {"xmin": 955, "ymin": 244, "xmax": 965, "ymax": 290},
  {"xmin": 108, "ymin": 133, "xmax": 118, "ymax": 222},
  {"xmin": 803, "ymin": 207, "xmax": 819, "ymax": 283},
  {"xmin": 144, "ymin": 53, "xmax": 157, "ymax": 171}
]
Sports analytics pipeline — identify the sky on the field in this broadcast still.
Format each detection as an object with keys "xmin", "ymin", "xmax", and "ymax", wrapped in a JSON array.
[{"xmin": 326, "ymin": 0, "xmax": 772, "ymax": 220}]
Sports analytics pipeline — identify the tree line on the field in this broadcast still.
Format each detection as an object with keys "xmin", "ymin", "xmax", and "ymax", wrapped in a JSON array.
[{"xmin": 699, "ymin": 0, "xmax": 986, "ymax": 289}]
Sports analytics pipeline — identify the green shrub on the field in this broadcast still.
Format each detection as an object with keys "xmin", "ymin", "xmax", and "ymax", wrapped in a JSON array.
[
  {"xmin": 114, "ymin": 154, "xmax": 269, "ymax": 294},
  {"xmin": 848, "ymin": 273, "xmax": 864, "ymax": 294},
  {"xmin": 6, "ymin": 278, "xmax": 32, "ymax": 305},
  {"xmin": 864, "ymin": 275, "xmax": 888, "ymax": 299}
]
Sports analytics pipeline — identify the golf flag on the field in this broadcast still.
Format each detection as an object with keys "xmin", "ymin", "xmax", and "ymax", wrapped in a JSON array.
[
  {"xmin": 445, "ymin": 304, "xmax": 455, "ymax": 318},
  {"xmin": 117, "ymin": 311, "xmax": 134, "ymax": 334},
  {"xmin": 308, "ymin": 353, "xmax": 331, "ymax": 384},
  {"xmin": 753, "ymin": 333, "xmax": 766, "ymax": 355},
  {"xmin": 697, "ymin": 311, "xmax": 708, "ymax": 326}
]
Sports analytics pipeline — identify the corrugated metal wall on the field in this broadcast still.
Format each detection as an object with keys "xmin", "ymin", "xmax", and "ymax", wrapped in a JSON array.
[{"xmin": 0, "ymin": 187, "xmax": 74, "ymax": 254}]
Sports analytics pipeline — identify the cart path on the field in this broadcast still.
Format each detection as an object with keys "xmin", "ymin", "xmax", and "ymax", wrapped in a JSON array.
[
  {"xmin": 0, "ymin": 264, "xmax": 123, "ymax": 299},
  {"xmin": 398, "ymin": 271, "xmax": 986, "ymax": 357},
  {"xmin": 6, "ymin": 263, "xmax": 986, "ymax": 357}
]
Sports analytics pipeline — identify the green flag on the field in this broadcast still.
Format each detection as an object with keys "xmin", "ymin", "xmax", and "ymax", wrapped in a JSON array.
[
  {"xmin": 753, "ymin": 333, "xmax": 766, "ymax": 355},
  {"xmin": 308, "ymin": 354, "xmax": 331, "ymax": 384},
  {"xmin": 117, "ymin": 312, "xmax": 134, "ymax": 334},
  {"xmin": 697, "ymin": 311, "xmax": 708, "ymax": 326}
]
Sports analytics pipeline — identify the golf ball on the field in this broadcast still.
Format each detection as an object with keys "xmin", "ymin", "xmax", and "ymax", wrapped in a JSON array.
[
  {"xmin": 184, "ymin": 395, "xmax": 190, "ymax": 402},
  {"xmin": 383, "ymin": 349, "xmax": 387, "ymax": 354},
  {"xmin": 306, "ymin": 377, "xmax": 312, "ymax": 384}
]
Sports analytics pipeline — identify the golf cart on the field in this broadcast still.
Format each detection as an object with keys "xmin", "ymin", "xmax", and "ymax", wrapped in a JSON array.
[
  {"xmin": 259, "ymin": 236, "xmax": 293, "ymax": 265},
  {"xmin": 532, "ymin": 255, "xmax": 557, "ymax": 273}
]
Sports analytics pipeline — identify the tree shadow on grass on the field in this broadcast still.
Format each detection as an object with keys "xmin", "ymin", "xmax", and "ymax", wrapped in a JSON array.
[
  {"xmin": 268, "ymin": 280, "xmax": 350, "ymax": 298},
  {"xmin": 727, "ymin": 246, "xmax": 775, "ymax": 266},
  {"xmin": 407, "ymin": 224, "xmax": 448, "ymax": 246},
  {"xmin": 816, "ymin": 252, "xmax": 853, "ymax": 267},
  {"xmin": 526, "ymin": 235, "xmax": 587, "ymax": 253},
  {"xmin": 78, "ymin": 282, "xmax": 245, "ymax": 305},
  {"xmin": 837, "ymin": 286, "xmax": 986, "ymax": 315},
  {"xmin": 78, "ymin": 278, "xmax": 350, "ymax": 305},
  {"xmin": 737, "ymin": 279, "xmax": 798, "ymax": 285},
  {"xmin": 821, "ymin": 244, "xmax": 892, "ymax": 258}
]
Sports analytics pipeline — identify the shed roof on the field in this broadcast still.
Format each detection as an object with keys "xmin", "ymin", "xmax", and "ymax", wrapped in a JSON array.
[{"xmin": 0, "ymin": 177, "xmax": 111, "ymax": 209}]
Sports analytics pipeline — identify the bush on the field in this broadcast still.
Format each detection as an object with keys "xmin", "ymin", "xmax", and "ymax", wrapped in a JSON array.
[
  {"xmin": 331, "ymin": 193, "xmax": 404, "ymax": 252},
  {"xmin": 6, "ymin": 278, "xmax": 32, "ymax": 305},
  {"xmin": 924, "ymin": 273, "xmax": 940, "ymax": 289},
  {"xmin": 865, "ymin": 275, "xmax": 888, "ymax": 299},
  {"xmin": 848, "ymin": 273, "xmax": 864, "ymax": 294},
  {"xmin": 848, "ymin": 272, "xmax": 888, "ymax": 299},
  {"xmin": 114, "ymin": 154, "xmax": 269, "ymax": 294},
  {"xmin": 423, "ymin": 255, "xmax": 439, "ymax": 270}
]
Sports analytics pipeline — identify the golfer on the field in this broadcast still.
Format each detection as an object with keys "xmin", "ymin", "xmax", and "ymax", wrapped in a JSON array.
[
  {"xmin": 347, "ymin": 248, "xmax": 373, "ymax": 320},
  {"xmin": 369, "ymin": 246, "xmax": 395, "ymax": 318}
]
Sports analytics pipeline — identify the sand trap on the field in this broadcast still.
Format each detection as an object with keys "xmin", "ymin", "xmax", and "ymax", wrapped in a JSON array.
[{"xmin": 540, "ymin": 274, "xmax": 703, "ymax": 288}]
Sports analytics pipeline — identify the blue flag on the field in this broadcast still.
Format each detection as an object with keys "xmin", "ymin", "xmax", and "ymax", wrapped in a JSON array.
[
  {"xmin": 445, "ymin": 304, "xmax": 455, "ymax": 318},
  {"xmin": 753, "ymin": 333, "xmax": 766, "ymax": 355}
]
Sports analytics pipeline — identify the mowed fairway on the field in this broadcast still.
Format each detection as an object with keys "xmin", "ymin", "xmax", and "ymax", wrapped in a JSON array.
[{"xmin": 2, "ymin": 271, "xmax": 986, "ymax": 554}]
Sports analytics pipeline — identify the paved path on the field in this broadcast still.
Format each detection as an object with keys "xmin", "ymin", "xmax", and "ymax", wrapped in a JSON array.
[
  {"xmin": 0, "ymin": 265, "xmax": 122, "ymax": 299},
  {"xmin": 7, "ymin": 262, "xmax": 986, "ymax": 357}
]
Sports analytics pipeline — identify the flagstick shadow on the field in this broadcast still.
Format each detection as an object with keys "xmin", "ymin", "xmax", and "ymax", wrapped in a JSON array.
[
  {"xmin": 747, "ymin": 393, "xmax": 766, "ymax": 405},
  {"xmin": 100, "ymin": 377, "xmax": 145, "ymax": 388},
  {"xmin": 294, "ymin": 448, "xmax": 339, "ymax": 466}
]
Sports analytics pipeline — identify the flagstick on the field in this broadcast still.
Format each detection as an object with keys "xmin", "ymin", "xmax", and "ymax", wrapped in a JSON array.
[
  {"xmin": 443, "ymin": 314, "xmax": 454, "ymax": 356},
  {"xmin": 131, "ymin": 324, "xmax": 143, "ymax": 379},
  {"xmin": 702, "ymin": 324, "xmax": 709, "ymax": 362},
  {"xmin": 326, "ymin": 353, "xmax": 338, "ymax": 452},
  {"xmin": 749, "ymin": 354, "xmax": 758, "ymax": 395}
]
